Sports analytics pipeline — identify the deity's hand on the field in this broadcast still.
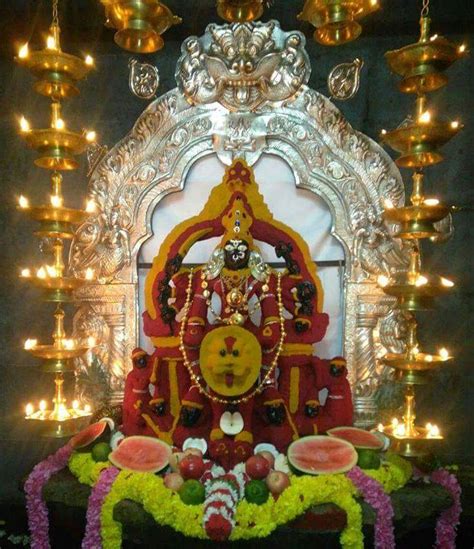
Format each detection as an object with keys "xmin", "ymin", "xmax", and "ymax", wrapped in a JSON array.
[
  {"xmin": 294, "ymin": 318, "xmax": 310, "ymax": 333},
  {"xmin": 180, "ymin": 405, "xmax": 201, "ymax": 427},
  {"xmin": 266, "ymin": 404, "xmax": 285, "ymax": 425},
  {"xmin": 183, "ymin": 324, "xmax": 205, "ymax": 348},
  {"xmin": 260, "ymin": 321, "xmax": 281, "ymax": 351},
  {"xmin": 305, "ymin": 402, "xmax": 320, "ymax": 418}
]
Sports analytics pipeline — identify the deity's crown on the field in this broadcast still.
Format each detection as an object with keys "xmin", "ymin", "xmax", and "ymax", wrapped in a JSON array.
[{"xmin": 218, "ymin": 159, "xmax": 256, "ymax": 247}]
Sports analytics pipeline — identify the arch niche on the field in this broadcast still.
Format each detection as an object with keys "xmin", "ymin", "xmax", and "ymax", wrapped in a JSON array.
[{"xmin": 70, "ymin": 21, "xmax": 409, "ymax": 427}]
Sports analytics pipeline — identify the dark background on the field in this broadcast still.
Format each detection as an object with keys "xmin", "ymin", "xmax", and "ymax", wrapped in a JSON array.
[{"xmin": 0, "ymin": 0, "xmax": 472, "ymax": 509}]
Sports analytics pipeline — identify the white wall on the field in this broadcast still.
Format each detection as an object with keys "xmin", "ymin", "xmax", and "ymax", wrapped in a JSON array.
[{"xmin": 138, "ymin": 154, "xmax": 345, "ymax": 359}]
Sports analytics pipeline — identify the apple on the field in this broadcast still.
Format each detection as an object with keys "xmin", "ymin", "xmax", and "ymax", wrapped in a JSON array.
[
  {"xmin": 179, "ymin": 454, "xmax": 206, "ymax": 480},
  {"xmin": 169, "ymin": 451, "xmax": 185, "ymax": 472},
  {"xmin": 245, "ymin": 455, "xmax": 270, "ymax": 480},
  {"xmin": 257, "ymin": 450, "xmax": 275, "ymax": 469},
  {"xmin": 164, "ymin": 472, "xmax": 184, "ymax": 492},
  {"xmin": 265, "ymin": 470, "xmax": 290, "ymax": 495}
]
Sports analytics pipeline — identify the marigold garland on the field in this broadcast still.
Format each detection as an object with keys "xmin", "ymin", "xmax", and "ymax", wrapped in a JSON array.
[{"xmin": 67, "ymin": 451, "xmax": 414, "ymax": 548}]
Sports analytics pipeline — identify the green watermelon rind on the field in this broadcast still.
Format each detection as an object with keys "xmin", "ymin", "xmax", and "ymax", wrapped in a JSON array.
[
  {"xmin": 287, "ymin": 435, "xmax": 358, "ymax": 476},
  {"xmin": 327, "ymin": 426, "xmax": 385, "ymax": 450},
  {"xmin": 109, "ymin": 435, "xmax": 172, "ymax": 474}
]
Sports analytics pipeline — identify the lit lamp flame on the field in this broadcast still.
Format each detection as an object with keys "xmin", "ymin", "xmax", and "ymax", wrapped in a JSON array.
[
  {"xmin": 377, "ymin": 423, "xmax": 384, "ymax": 432},
  {"xmin": 418, "ymin": 111, "xmax": 432, "ymax": 124},
  {"xmin": 18, "ymin": 195, "xmax": 30, "ymax": 208},
  {"xmin": 84, "ymin": 55, "xmax": 94, "ymax": 66},
  {"xmin": 85, "ymin": 130, "xmax": 96, "ymax": 142},
  {"xmin": 84, "ymin": 404, "xmax": 92, "ymax": 414},
  {"xmin": 381, "ymin": 129, "xmax": 387, "ymax": 135},
  {"xmin": 85, "ymin": 268, "xmax": 94, "ymax": 281},
  {"xmin": 24, "ymin": 339, "xmax": 38, "ymax": 350},
  {"xmin": 46, "ymin": 265, "xmax": 59, "ymax": 278},
  {"xmin": 441, "ymin": 277, "xmax": 454, "ymax": 288},
  {"xmin": 424, "ymin": 198, "xmax": 440, "ymax": 206},
  {"xmin": 63, "ymin": 339, "xmax": 75, "ymax": 350},
  {"xmin": 424, "ymin": 354, "xmax": 433, "ymax": 362},
  {"xmin": 46, "ymin": 35, "xmax": 57, "ymax": 50},
  {"xmin": 39, "ymin": 400, "xmax": 47, "ymax": 412},
  {"xmin": 427, "ymin": 424, "xmax": 441, "ymax": 438},
  {"xmin": 19, "ymin": 116, "xmax": 31, "ymax": 132},
  {"xmin": 87, "ymin": 336, "xmax": 96, "ymax": 348},
  {"xmin": 37, "ymin": 267, "xmax": 47, "ymax": 279},
  {"xmin": 21, "ymin": 268, "xmax": 31, "ymax": 278},
  {"xmin": 25, "ymin": 403, "xmax": 34, "ymax": 417},
  {"xmin": 54, "ymin": 118, "xmax": 65, "ymax": 131},
  {"xmin": 439, "ymin": 348, "xmax": 450, "ymax": 361},
  {"xmin": 50, "ymin": 195, "xmax": 63, "ymax": 208},
  {"xmin": 394, "ymin": 423, "xmax": 406, "ymax": 437},
  {"xmin": 72, "ymin": 400, "xmax": 79, "ymax": 410},
  {"xmin": 430, "ymin": 34, "xmax": 439, "ymax": 42},
  {"xmin": 391, "ymin": 417, "xmax": 399, "ymax": 428},
  {"xmin": 85, "ymin": 199, "xmax": 96, "ymax": 213},
  {"xmin": 458, "ymin": 44, "xmax": 467, "ymax": 54},
  {"xmin": 451, "ymin": 120, "xmax": 460, "ymax": 130},
  {"xmin": 18, "ymin": 43, "xmax": 29, "ymax": 59},
  {"xmin": 415, "ymin": 275, "xmax": 428, "ymax": 287},
  {"xmin": 383, "ymin": 198, "xmax": 394, "ymax": 209},
  {"xmin": 377, "ymin": 275, "xmax": 390, "ymax": 288}
]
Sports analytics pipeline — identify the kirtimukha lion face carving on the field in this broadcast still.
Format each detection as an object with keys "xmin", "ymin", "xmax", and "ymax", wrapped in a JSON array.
[{"xmin": 199, "ymin": 326, "xmax": 262, "ymax": 397}]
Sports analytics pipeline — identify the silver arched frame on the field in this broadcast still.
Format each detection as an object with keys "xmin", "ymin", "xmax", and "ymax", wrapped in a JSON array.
[{"xmin": 70, "ymin": 21, "xmax": 410, "ymax": 427}]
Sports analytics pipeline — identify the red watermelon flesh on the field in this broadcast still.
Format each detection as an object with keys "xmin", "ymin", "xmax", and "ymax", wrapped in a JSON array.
[
  {"xmin": 70, "ymin": 421, "xmax": 109, "ymax": 449},
  {"xmin": 288, "ymin": 436, "xmax": 358, "ymax": 475},
  {"xmin": 109, "ymin": 436, "xmax": 172, "ymax": 473},
  {"xmin": 327, "ymin": 427, "xmax": 384, "ymax": 450}
]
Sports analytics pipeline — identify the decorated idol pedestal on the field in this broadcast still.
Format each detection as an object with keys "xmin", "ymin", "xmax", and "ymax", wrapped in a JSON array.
[{"xmin": 24, "ymin": 21, "xmax": 461, "ymax": 549}]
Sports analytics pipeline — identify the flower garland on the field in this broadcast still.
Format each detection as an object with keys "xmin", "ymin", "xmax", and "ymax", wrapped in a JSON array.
[
  {"xmin": 67, "ymin": 450, "xmax": 414, "ymax": 548},
  {"xmin": 347, "ymin": 466, "xmax": 395, "ymax": 549},
  {"xmin": 430, "ymin": 468, "xmax": 462, "ymax": 549},
  {"xmin": 202, "ymin": 464, "xmax": 248, "ymax": 541},
  {"xmin": 25, "ymin": 443, "xmax": 74, "ymax": 549},
  {"xmin": 82, "ymin": 467, "xmax": 120, "ymax": 549}
]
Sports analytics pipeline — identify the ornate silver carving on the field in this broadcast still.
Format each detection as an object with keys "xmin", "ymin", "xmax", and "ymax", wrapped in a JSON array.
[
  {"xmin": 328, "ymin": 58, "xmax": 364, "ymax": 101},
  {"xmin": 176, "ymin": 20, "xmax": 311, "ymax": 111},
  {"xmin": 129, "ymin": 58, "xmax": 160, "ymax": 99},
  {"xmin": 69, "ymin": 21, "xmax": 411, "ymax": 426},
  {"xmin": 86, "ymin": 142, "xmax": 108, "ymax": 178}
]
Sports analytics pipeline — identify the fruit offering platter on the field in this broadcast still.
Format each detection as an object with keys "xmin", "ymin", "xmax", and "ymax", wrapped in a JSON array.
[{"xmin": 24, "ymin": 419, "xmax": 462, "ymax": 548}]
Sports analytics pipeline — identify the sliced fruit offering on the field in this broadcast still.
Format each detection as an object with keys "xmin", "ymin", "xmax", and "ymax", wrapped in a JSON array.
[
  {"xmin": 70, "ymin": 420, "xmax": 110, "ymax": 450},
  {"xmin": 109, "ymin": 436, "xmax": 172, "ymax": 473},
  {"xmin": 287, "ymin": 435, "xmax": 358, "ymax": 475},
  {"xmin": 327, "ymin": 426, "xmax": 384, "ymax": 450}
]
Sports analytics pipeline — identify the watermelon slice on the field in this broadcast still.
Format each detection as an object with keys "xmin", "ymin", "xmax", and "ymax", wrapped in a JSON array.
[
  {"xmin": 70, "ymin": 420, "xmax": 110, "ymax": 450},
  {"xmin": 327, "ymin": 426, "xmax": 384, "ymax": 450},
  {"xmin": 109, "ymin": 436, "xmax": 172, "ymax": 473},
  {"xmin": 287, "ymin": 436, "xmax": 358, "ymax": 475}
]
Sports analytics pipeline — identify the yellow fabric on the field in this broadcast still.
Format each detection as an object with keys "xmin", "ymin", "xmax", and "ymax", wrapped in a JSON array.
[{"xmin": 289, "ymin": 366, "xmax": 300, "ymax": 414}]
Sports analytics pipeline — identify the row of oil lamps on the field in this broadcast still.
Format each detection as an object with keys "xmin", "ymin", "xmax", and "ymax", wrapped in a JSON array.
[
  {"xmin": 15, "ymin": 5, "xmax": 101, "ymax": 437},
  {"xmin": 371, "ymin": 4, "xmax": 467, "ymax": 457}
]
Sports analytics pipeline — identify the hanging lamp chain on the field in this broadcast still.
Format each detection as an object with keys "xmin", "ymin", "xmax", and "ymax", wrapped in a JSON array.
[
  {"xmin": 421, "ymin": 0, "xmax": 430, "ymax": 18},
  {"xmin": 52, "ymin": 0, "xmax": 59, "ymax": 27}
]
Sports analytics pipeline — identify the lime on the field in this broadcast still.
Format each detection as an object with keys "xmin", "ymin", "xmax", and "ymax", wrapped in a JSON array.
[
  {"xmin": 244, "ymin": 479, "xmax": 269, "ymax": 505},
  {"xmin": 91, "ymin": 442, "xmax": 112, "ymax": 462},
  {"xmin": 357, "ymin": 449, "xmax": 381, "ymax": 470},
  {"xmin": 179, "ymin": 479, "xmax": 205, "ymax": 505}
]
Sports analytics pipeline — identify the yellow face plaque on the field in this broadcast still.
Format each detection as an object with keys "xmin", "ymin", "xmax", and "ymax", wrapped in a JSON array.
[{"xmin": 199, "ymin": 326, "xmax": 262, "ymax": 397}]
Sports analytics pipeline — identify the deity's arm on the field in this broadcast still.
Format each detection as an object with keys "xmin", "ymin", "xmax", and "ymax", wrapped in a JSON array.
[
  {"xmin": 183, "ymin": 269, "xmax": 209, "ymax": 347},
  {"xmin": 257, "ymin": 274, "xmax": 282, "ymax": 351}
]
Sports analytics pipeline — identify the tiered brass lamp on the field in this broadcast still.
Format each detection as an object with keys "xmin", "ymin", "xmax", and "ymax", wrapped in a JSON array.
[
  {"xmin": 100, "ymin": 0, "xmax": 182, "ymax": 53},
  {"xmin": 16, "ymin": 0, "xmax": 95, "ymax": 436},
  {"xmin": 298, "ymin": 0, "xmax": 380, "ymax": 46},
  {"xmin": 377, "ymin": 0, "xmax": 465, "ymax": 458},
  {"xmin": 217, "ymin": 0, "xmax": 264, "ymax": 22}
]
